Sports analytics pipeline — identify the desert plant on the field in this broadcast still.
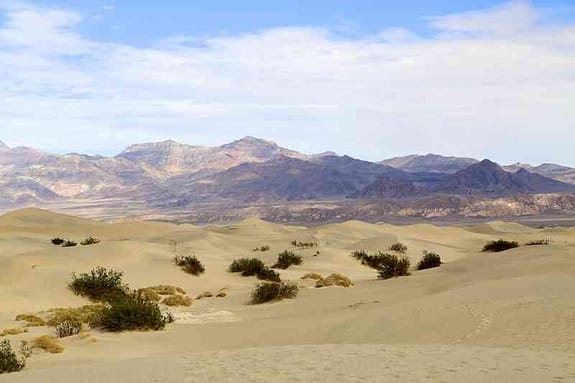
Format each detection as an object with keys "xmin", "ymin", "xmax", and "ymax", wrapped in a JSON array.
[
  {"xmin": 97, "ymin": 293, "xmax": 167, "ymax": 332},
  {"xmin": 15, "ymin": 314, "xmax": 46, "ymax": 327},
  {"xmin": 301, "ymin": 272, "xmax": 323, "ymax": 280},
  {"xmin": 315, "ymin": 273, "xmax": 353, "ymax": 288},
  {"xmin": 196, "ymin": 291, "xmax": 213, "ymax": 299},
  {"xmin": 251, "ymin": 281, "xmax": 299, "ymax": 304},
  {"xmin": 216, "ymin": 289, "xmax": 228, "ymax": 298},
  {"xmin": 253, "ymin": 245, "xmax": 270, "ymax": 252},
  {"xmin": 51, "ymin": 237, "xmax": 65, "ymax": 245},
  {"xmin": 0, "ymin": 340, "xmax": 25, "ymax": 374},
  {"xmin": 55, "ymin": 318, "xmax": 82, "ymax": 338},
  {"xmin": 31, "ymin": 336, "xmax": 64, "ymax": 354},
  {"xmin": 137, "ymin": 288, "xmax": 161, "ymax": 302},
  {"xmin": 526, "ymin": 239, "xmax": 551, "ymax": 246},
  {"xmin": 229, "ymin": 258, "xmax": 266, "ymax": 276},
  {"xmin": 69, "ymin": 267, "xmax": 128, "ymax": 302},
  {"xmin": 417, "ymin": 251, "xmax": 442, "ymax": 270},
  {"xmin": 273, "ymin": 251, "xmax": 303, "ymax": 269},
  {"xmin": 0, "ymin": 329, "xmax": 27, "ymax": 337},
  {"xmin": 352, "ymin": 251, "xmax": 410, "ymax": 279},
  {"xmin": 256, "ymin": 267, "xmax": 281, "ymax": 282},
  {"xmin": 174, "ymin": 254, "xmax": 205, "ymax": 276},
  {"xmin": 161, "ymin": 295, "xmax": 192, "ymax": 307},
  {"xmin": 19, "ymin": 341, "xmax": 32, "ymax": 359},
  {"xmin": 80, "ymin": 236, "xmax": 101, "ymax": 246},
  {"xmin": 45, "ymin": 305, "xmax": 104, "ymax": 327},
  {"xmin": 61, "ymin": 240, "xmax": 77, "ymax": 247},
  {"xmin": 291, "ymin": 240, "xmax": 317, "ymax": 248},
  {"xmin": 482, "ymin": 239, "xmax": 519, "ymax": 252},
  {"xmin": 388, "ymin": 242, "xmax": 408, "ymax": 253}
]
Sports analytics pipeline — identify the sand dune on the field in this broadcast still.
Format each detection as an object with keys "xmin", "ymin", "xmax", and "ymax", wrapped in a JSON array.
[{"xmin": 0, "ymin": 208, "xmax": 574, "ymax": 382}]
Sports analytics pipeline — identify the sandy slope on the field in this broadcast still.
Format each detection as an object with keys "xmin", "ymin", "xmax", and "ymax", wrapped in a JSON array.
[{"xmin": 0, "ymin": 208, "xmax": 574, "ymax": 382}]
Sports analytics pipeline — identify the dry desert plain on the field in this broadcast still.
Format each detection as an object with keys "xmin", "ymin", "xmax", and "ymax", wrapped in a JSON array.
[{"xmin": 0, "ymin": 208, "xmax": 574, "ymax": 382}]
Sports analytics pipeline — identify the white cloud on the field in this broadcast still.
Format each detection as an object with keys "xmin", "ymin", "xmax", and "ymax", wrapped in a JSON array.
[{"xmin": 0, "ymin": 1, "xmax": 573, "ymax": 166}]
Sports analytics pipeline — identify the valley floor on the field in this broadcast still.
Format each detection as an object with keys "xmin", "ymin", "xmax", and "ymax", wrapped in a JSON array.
[{"xmin": 0, "ymin": 208, "xmax": 574, "ymax": 382}]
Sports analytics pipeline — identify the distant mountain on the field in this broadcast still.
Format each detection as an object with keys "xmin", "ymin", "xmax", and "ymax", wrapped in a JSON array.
[
  {"xmin": 380, "ymin": 153, "xmax": 479, "ymax": 174},
  {"xmin": 505, "ymin": 163, "xmax": 575, "ymax": 185},
  {"xmin": 434, "ymin": 160, "xmax": 575, "ymax": 196}
]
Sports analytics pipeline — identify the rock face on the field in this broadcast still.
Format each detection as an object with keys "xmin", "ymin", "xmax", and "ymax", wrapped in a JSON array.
[{"xmin": 380, "ymin": 154, "xmax": 479, "ymax": 174}]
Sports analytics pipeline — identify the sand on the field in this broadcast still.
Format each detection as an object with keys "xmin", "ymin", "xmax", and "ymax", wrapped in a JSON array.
[{"xmin": 0, "ymin": 208, "xmax": 574, "ymax": 382}]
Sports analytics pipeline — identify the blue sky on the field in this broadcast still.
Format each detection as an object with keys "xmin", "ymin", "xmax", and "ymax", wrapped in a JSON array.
[{"xmin": 0, "ymin": 1, "xmax": 574, "ymax": 165}]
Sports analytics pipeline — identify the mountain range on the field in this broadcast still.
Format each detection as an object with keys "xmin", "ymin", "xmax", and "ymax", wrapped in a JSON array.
[{"xmin": 1, "ymin": 137, "xmax": 574, "ymax": 222}]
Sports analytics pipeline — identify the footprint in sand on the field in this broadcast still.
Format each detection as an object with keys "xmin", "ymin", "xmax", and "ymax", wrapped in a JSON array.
[{"xmin": 456, "ymin": 303, "xmax": 493, "ymax": 343}]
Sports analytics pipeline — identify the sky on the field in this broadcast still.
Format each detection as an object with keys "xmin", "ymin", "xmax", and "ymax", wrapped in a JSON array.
[{"xmin": 0, "ymin": 0, "xmax": 574, "ymax": 165}]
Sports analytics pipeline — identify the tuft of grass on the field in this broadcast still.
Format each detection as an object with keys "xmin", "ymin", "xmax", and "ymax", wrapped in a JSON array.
[
  {"xmin": 273, "ymin": 251, "xmax": 303, "ymax": 270},
  {"xmin": 15, "ymin": 314, "xmax": 46, "ymax": 328},
  {"xmin": 31, "ymin": 336, "xmax": 64, "ymax": 354},
  {"xmin": 69, "ymin": 267, "xmax": 128, "ymax": 303},
  {"xmin": 0, "ymin": 340, "xmax": 25, "ymax": 374},
  {"xmin": 45, "ymin": 305, "xmax": 104, "ymax": 327},
  {"xmin": 161, "ymin": 295, "xmax": 192, "ymax": 307},
  {"xmin": 174, "ymin": 255, "xmax": 205, "ymax": 276},
  {"xmin": 526, "ymin": 239, "xmax": 551, "ymax": 246},
  {"xmin": 143, "ymin": 285, "xmax": 186, "ymax": 296},
  {"xmin": 388, "ymin": 242, "xmax": 408, "ymax": 253},
  {"xmin": 54, "ymin": 319, "xmax": 82, "ymax": 338},
  {"xmin": 416, "ymin": 251, "xmax": 442, "ymax": 270},
  {"xmin": 482, "ymin": 239, "xmax": 519, "ymax": 252},
  {"xmin": 251, "ymin": 282, "xmax": 299, "ymax": 304},
  {"xmin": 0, "ymin": 328, "xmax": 27, "ymax": 337},
  {"xmin": 137, "ymin": 288, "xmax": 161, "ymax": 302},
  {"xmin": 301, "ymin": 272, "xmax": 323, "ymax": 280},
  {"xmin": 80, "ymin": 236, "xmax": 100, "ymax": 246},
  {"xmin": 315, "ymin": 273, "xmax": 353, "ymax": 288}
]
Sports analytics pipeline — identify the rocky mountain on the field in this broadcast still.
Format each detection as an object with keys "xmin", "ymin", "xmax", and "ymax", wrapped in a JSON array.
[
  {"xmin": 505, "ymin": 163, "xmax": 575, "ymax": 185},
  {"xmin": 380, "ymin": 153, "xmax": 479, "ymax": 174}
]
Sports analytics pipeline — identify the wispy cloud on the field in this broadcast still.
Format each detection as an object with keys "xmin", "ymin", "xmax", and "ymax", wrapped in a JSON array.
[{"xmin": 0, "ymin": 1, "xmax": 573, "ymax": 165}]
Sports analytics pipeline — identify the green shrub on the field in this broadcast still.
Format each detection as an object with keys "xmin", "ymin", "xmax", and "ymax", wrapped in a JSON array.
[
  {"xmin": 256, "ymin": 267, "xmax": 281, "ymax": 282},
  {"xmin": 80, "ymin": 237, "xmax": 100, "ymax": 246},
  {"xmin": 290, "ymin": 240, "xmax": 317, "ymax": 248},
  {"xmin": 417, "ymin": 251, "xmax": 442, "ymax": 270},
  {"xmin": 251, "ymin": 282, "xmax": 299, "ymax": 304},
  {"xmin": 526, "ymin": 239, "xmax": 551, "ymax": 246},
  {"xmin": 352, "ymin": 250, "xmax": 410, "ymax": 279},
  {"xmin": 388, "ymin": 242, "xmax": 408, "ymax": 253},
  {"xmin": 51, "ymin": 237, "xmax": 65, "ymax": 245},
  {"xmin": 482, "ymin": 239, "xmax": 519, "ymax": 252},
  {"xmin": 97, "ymin": 293, "xmax": 167, "ymax": 332},
  {"xmin": 174, "ymin": 254, "xmax": 205, "ymax": 276},
  {"xmin": 54, "ymin": 318, "xmax": 82, "ymax": 338},
  {"xmin": 273, "ymin": 251, "xmax": 303, "ymax": 269},
  {"xmin": 69, "ymin": 267, "xmax": 128, "ymax": 302},
  {"xmin": 0, "ymin": 340, "xmax": 25, "ymax": 374},
  {"xmin": 229, "ymin": 258, "xmax": 266, "ymax": 276},
  {"xmin": 62, "ymin": 240, "xmax": 77, "ymax": 248}
]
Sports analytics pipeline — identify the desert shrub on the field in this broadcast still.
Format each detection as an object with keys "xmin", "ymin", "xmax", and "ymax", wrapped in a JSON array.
[
  {"xmin": 417, "ymin": 251, "xmax": 442, "ymax": 270},
  {"xmin": 291, "ymin": 240, "xmax": 317, "ymax": 248},
  {"xmin": 251, "ymin": 282, "xmax": 299, "ymax": 304},
  {"xmin": 51, "ymin": 237, "xmax": 65, "ymax": 246},
  {"xmin": 31, "ymin": 336, "xmax": 64, "ymax": 354},
  {"xmin": 80, "ymin": 236, "xmax": 101, "ymax": 246},
  {"xmin": 69, "ymin": 267, "xmax": 128, "ymax": 302},
  {"xmin": 97, "ymin": 293, "xmax": 167, "ymax": 332},
  {"xmin": 216, "ymin": 289, "xmax": 228, "ymax": 298},
  {"xmin": 174, "ymin": 254, "xmax": 205, "ymax": 276},
  {"xmin": 137, "ymin": 288, "xmax": 161, "ymax": 302},
  {"xmin": 352, "ymin": 251, "xmax": 410, "ymax": 279},
  {"xmin": 526, "ymin": 239, "xmax": 551, "ymax": 246},
  {"xmin": 256, "ymin": 267, "xmax": 281, "ymax": 282},
  {"xmin": 144, "ymin": 285, "xmax": 186, "ymax": 296},
  {"xmin": 0, "ymin": 328, "xmax": 27, "ymax": 337},
  {"xmin": 55, "ymin": 319, "xmax": 82, "ymax": 338},
  {"xmin": 0, "ymin": 340, "xmax": 25, "ymax": 374},
  {"xmin": 388, "ymin": 242, "xmax": 408, "ymax": 253},
  {"xmin": 45, "ymin": 305, "xmax": 104, "ymax": 327},
  {"xmin": 273, "ymin": 251, "xmax": 303, "ymax": 269},
  {"xmin": 19, "ymin": 341, "xmax": 32, "ymax": 359},
  {"xmin": 315, "ymin": 273, "xmax": 353, "ymax": 288},
  {"xmin": 161, "ymin": 295, "xmax": 192, "ymax": 307},
  {"xmin": 15, "ymin": 314, "xmax": 46, "ymax": 327},
  {"xmin": 196, "ymin": 291, "xmax": 213, "ymax": 299},
  {"xmin": 229, "ymin": 258, "xmax": 266, "ymax": 276},
  {"xmin": 301, "ymin": 272, "xmax": 323, "ymax": 280},
  {"xmin": 253, "ymin": 245, "xmax": 270, "ymax": 252},
  {"xmin": 482, "ymin": 239, "xmax": 519, "ymax": 252},
  {"xmin": 62, "ymin": 240, "xmax": 77, "ymax": 247}
]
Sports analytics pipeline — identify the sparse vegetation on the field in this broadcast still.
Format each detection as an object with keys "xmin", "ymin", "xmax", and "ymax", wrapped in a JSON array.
[
  {"xmin": 290, "ymin": 240, "xmax": 317, "ymax": 249},
  {"xmin": 352, "ymin": 250, "xmax": 410, "ymax": 279},
  {"xmin": 315, "ymin": 273, "xmax": 353, "ymax": 288},
  {"xmin": 54, "ymin": 319, "xmax": 82, "ymax": 338},
  {"xmin": 301, "ymin": 272, "xmax": 323, "ymax": 280},
  {"xmin": 80, "ymin": 236, "xmax": 101, "ymax": 246},
  {"xmin": 51, "ymin": 237, "xmax": 65, "ymax": 246},
  {"xmin": 196, "ymin": 291, "xmax": 213, "ymax": 299},
  {"xmin": 272, "ymin": 250, "xmax": 303, "ymax": 269},
  {"xmin": 45, "ymin": 305, "xmax": 104, "ymax": 327},
  {"xmin": 216, "ymin": 289, "xmax": 228, "ymax": 298},
  {"xmin": 251, "ymin": 281, "xmax": 299, "ymax": 304},
  {"xmin": 161, "ymin": 295, "xmax": 192, "ymax": 307},
  {"xmin": 388, "ymin": 242, "xmax": 408, "ymax": 253},
  {"xmin": 61, "ymin": 240, "xmax": 77, "ymax": 248},
  {"xmin": 15, "ymin": 314, "xmax": 46, "ymax": 327},
  {"xmin": 482, "ymin": 239, "xmax": 520, "ymax": 252},
  {"xmin": 417, "ymin": 251, "xmax": 442, "ymax": 270},
  {"xmin": 526, "ymin": 239, "xmax": 551, "ymax": 246},
  {"xmin": 31, "ymin": 336, "xmax": 64, "ymax": 354},
  {"xmin": 174, "ymin": 254, "xmax": 205, "ymax": 276},
  {"xmin": 0, "ymin": 328, "xmax": 27, "ymax": 337},
  {"xmin": 0, "ymin": 340, "xmax": 25, "ymax": 374},
  {"xmin": 228, "ymin": 258, "xmax": 280, "ymax": 282},
  {"xmin": 97, "ymin": 293, "xmax": 168, "ymax": 332},
  {"xmin": 253, "ymin": 245, "xmax": 270, "ymax": 252},
  {"xmin": 69, "ymin": 267, "xmax": 128, "ymax": 302}
]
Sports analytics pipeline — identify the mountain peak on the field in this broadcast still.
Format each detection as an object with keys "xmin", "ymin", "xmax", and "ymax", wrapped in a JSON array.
[{"xmin": 222, "ymin": 136, "xmax": 278, "ymax": 150}]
